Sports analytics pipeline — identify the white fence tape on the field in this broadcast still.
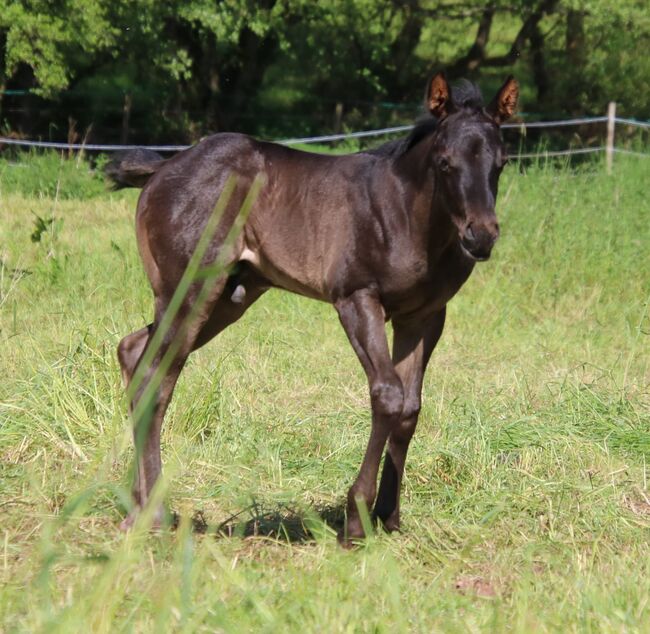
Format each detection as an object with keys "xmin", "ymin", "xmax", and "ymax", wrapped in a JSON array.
[
  {"xmin": 613, "ymin": 117, "xmax": 650, "ymax": 129},
  {"xmin": 516, "ymin": 146, "xmax": 606, "ymax": 159},
  {"xmin": 612, "ymin": 147, "xmax": 650, "ymax": 158},
  {"xmin": 0, "ymin": 137, "xmax": 189, "ymax": 151},
  {"xmin": 502, "ymin": 116, "xmax": 608, "ymax": 129},
  {"xmin": 0, "ymin": 115, "xmax": 647, "ymax": 158},
  {"xmin": 281, "ymin": 124, "xmax": 414, "ymax": 145}
]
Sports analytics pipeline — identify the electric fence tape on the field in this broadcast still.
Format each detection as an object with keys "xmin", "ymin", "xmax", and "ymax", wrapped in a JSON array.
[{"xmin": 0, "ymin": 115, "xmax": 648, "ymax": 159}]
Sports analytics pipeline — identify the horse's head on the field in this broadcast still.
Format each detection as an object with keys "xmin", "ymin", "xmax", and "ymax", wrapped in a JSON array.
[{"xmin": 427, "ymin": 72, "xmax": 518, "ymax": 261}]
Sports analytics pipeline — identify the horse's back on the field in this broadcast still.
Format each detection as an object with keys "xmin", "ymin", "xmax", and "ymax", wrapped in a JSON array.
[{"xmin": 132, "ymin": 131, "xmax": 395, "ymax": 302}]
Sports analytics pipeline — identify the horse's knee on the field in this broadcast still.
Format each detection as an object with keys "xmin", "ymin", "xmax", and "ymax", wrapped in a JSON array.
[{"xmin": 370, "ymin": 379, "xmax": 404, "ymax": 419}]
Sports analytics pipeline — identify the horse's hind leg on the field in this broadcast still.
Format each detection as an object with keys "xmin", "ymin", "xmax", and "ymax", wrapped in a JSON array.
[
  {"xmin": 118, "ymin": 281, "xmax": 227, "ymax": 530},
  {"xmin": 192, "ymin": 266, "xmax": 269, "ymax": 350},
  {"xmin": 119, "ymin": 266, "xmax": 268, "ymax": 530},
  {"xmin": 117, "ymin": 325, "xmax": 156, "ymax": 526}
]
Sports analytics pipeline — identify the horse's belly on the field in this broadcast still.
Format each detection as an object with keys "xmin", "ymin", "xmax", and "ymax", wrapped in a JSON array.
[{"xmin": 238, "ymin": 245, "xmax": 330, "ymax": 301}]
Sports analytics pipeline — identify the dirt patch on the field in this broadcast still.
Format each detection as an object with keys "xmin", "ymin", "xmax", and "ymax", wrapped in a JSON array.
[
  {"xmin": 623, "ymin": 491, "xmax": 650, "ymax": 517},
  {"xmin": 454, "ymin": 575, "xmax": 497, "ymax": 598}
]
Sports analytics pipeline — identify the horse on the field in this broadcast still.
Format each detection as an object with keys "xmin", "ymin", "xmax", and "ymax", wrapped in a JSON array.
[{"xmin": 113, "ymin": 72, "xmax": 518, "ymax": 544}]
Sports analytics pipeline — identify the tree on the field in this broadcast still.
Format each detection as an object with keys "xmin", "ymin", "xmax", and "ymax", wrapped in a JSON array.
[{"xmin": 0, "ymin": 0, "xmax": 649, "ymax": 143}]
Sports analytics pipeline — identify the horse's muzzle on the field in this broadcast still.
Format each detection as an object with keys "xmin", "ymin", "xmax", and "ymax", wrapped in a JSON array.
[{"xmin": 460, "ymin": 221, "xmax": 499, "ymax": 261}]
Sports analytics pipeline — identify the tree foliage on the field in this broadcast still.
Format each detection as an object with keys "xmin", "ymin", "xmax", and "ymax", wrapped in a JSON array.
[{"xmin": 1, "ymin": 0, "xmax": 648, "ymax": 143}]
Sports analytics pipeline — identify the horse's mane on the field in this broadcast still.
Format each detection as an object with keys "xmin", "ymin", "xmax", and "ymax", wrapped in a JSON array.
[{"xmin": 362, "ymin": 79, "xmax": 485, "ymax": 158}]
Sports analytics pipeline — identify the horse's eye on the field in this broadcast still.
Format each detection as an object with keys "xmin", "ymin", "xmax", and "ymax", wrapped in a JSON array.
[{"xmin": 439, "ymin": 158, "xmax": 450, "ymax": 172}]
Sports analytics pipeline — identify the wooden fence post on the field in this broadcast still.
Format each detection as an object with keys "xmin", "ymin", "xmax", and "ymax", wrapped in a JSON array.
[{"xmin": 606, "ymin": 101, "xmax": 616, "ymax": 174}]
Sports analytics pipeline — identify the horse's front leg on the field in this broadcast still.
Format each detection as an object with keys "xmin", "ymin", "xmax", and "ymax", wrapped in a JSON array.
[
  {"xmin": 373, "ymin": 309, "xmax": 446, "ymax": 532},
  {"xmin": 335, "ymin": 289, "xmax": 404, "ymax": 544}
]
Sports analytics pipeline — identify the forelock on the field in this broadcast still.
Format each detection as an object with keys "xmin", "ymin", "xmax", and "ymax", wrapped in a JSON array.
[{"xmin": 451, "ymin": 79, "xmax": 484, "ymax": 111}]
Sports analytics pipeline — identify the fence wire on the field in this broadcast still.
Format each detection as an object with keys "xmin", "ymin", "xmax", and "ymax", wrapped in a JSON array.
[
  {"xmin": 613, "ymin": 117, "xmax": 650, "ymax": 129},
  {"xmin": 515, "ymin": 146, "xmax": 606, "ymax": 159},
  {"xmin": 0, "ymin": 138, "xmax": 189, "ymax": 152},
  {"xmin": 0, "ymin": 115, "xmax": 649, "ymax": 159},
  {"xmin": 612, "ymin": 147, "xmax": 650, "ymax": 158}
]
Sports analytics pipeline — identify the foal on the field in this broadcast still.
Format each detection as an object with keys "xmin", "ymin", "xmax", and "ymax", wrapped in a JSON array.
[{"xmin": 116, "ymin": 72, "xmax": 518, "ymax": 542}]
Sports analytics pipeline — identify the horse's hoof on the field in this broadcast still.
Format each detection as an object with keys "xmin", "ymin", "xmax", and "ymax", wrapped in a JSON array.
[
  {"xmin": 337, "ymin": 522, "xmax": 366, "ymax": 548},
  {"xmin": 119, "ymin": 505, "xmax": 165, "ymax": 532},
  {"xmin": 376, "ymin": 517, "xmax": 401, "ymax": 534},
  {"xmin": 119, "ymin": 510, "xmax": 138, "ymax": 532},
  {"xmin": 337, "ymin": 531, "xmax": 359, "ymax": 549}
]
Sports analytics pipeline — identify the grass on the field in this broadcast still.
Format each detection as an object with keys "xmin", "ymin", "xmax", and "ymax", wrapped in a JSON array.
[
  {"xmin": 0, "ymin": 151, "xmax": 649, "ymax": 632},
  {"xmin": 0, "ymin": 150, "xmax": 108, "ymax": 200}
]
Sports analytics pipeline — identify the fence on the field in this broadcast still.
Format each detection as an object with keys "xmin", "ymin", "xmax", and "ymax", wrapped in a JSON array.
[{"xmin": 1, "ymin": 106, "xmax": 649, "ymax": 168}]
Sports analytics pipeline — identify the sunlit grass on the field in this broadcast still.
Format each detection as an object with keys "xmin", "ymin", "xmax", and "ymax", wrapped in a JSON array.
[{"xmin": 0, "ymin": 155, "xmax": 649, "ymax": 632}]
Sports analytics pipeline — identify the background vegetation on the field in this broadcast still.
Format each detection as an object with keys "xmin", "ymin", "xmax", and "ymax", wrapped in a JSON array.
[
  {"xmin": 0, "ymin": 152, "xmax": 649, "ymax": 630},
  {"xmin": 1, "ymin": 0, "xmax": 649, "ymax": 144}
]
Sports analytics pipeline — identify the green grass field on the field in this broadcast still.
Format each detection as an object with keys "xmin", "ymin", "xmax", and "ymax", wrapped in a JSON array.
[{"xmin": 0, "ymin": 153, "xmax": 649, "ymax": 632}]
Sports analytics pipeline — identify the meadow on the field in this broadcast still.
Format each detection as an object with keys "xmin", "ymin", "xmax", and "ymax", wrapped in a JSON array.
[{"xmin": 0, "ymin": 151, "xmax": 649, "ymax": 632}]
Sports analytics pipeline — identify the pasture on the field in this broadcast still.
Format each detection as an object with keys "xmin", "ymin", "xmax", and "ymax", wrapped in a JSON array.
[{"xmin": 0, "ymin": 154, "xmax": 649, "ymax": 631}]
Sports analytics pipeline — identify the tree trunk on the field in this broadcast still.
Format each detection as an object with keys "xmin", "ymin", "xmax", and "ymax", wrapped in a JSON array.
[
  {"xmin": 448, "ymin": 7, "xmax": 494, "ymax": 77},
  {"xmin": 566, "ymin": 10, "xmax": 585, "ymax": 67},
  {"xmin": 565, "ymin": 10, "xmax": 586, "ymax": 112},
  {"xmin": 0, "ymin": 29, "xmax": 7, "ymax": 124},
  {"xmin": 217, "ymin": 26, "xmax": 279, "ymax": 132},
  {"xmin": 467, "ymin": 0, "xmax": 558, "ymax": 71},
  {"xmin": 389, "ymin": 5, "xmax": 425, "ymax": 94},
  {"xmin": 530, "ymin": 24, "xmax": 548, "ymax": 103}
]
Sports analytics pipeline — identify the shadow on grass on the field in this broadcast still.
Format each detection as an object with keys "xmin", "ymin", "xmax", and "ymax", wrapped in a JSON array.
[{"xmin": 172, "ymin": 501, "xmax": 346, "ymax": 543}]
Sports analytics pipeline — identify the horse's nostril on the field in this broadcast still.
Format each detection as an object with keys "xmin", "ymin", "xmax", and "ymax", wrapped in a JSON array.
[{"xmin": 465, "ymin": 224, "xmax": 476, "ymax": 242}]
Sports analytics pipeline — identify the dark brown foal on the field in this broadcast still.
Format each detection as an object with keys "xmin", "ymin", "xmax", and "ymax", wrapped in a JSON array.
[{"xmin": 114, "ymin": 71, "xmax": 518, "ymax": 543}]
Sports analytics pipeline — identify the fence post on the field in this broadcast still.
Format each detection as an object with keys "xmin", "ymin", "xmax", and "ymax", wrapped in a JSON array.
[{"xmin": 606, "ymin": 101, "xmax": 616, "ymax": 174}]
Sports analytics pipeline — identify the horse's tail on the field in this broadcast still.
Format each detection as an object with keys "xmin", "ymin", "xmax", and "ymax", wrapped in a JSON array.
[{"xmin": 105, "ymin": 148, "xmax": 167, "ymax": 189}]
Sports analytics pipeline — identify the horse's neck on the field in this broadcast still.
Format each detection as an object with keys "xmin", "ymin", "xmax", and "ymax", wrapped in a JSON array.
[{"xmin": 392, "ymin": 137, "xmax": 456, "ymax": 256}]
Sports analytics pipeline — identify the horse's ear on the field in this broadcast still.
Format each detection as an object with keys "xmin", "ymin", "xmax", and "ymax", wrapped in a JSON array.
[
  {"xmin": 427, "ymin": 72, "xmax": 451, "ymax": 119},
  {"xmin": 488, "ymin": 75, "xmax": 519, "ymax": 124}
]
